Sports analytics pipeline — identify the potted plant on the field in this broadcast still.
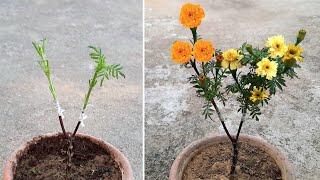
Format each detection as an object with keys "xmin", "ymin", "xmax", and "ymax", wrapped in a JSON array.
[
  {"xmin": 3, "ymin": 39, "xmax": 133, "ymax": 180},
  {"xmin": 169, "ymin": 3, "xmax": 306, "ymax": 180}
]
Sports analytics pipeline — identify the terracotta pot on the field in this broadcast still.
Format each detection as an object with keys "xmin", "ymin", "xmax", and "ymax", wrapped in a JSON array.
[
  {"xmin": 169, "ymin": 134, "xmax": 295, "ymax": 180},
  {"xmin": 3, "ymin": 132, "xmax": 133, "ymax": 180}
]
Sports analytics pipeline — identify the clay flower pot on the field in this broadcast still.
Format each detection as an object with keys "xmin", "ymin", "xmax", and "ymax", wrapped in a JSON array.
[
  {"xmin": 169, "ymin": 134, "xmax": 295, "ymax": 180},
  {"xmin": 3, "ymin": 132, "xmax": 133, "ymax": 180}
]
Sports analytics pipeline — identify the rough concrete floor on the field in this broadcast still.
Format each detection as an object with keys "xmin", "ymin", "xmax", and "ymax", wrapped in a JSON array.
[
  {"xmin": 0, "ymin": 0, "xmax": 142, "ymax": 179},
  {"xmin": 145, "ymin": 0, "xmax": 320, "ymax": 179}
]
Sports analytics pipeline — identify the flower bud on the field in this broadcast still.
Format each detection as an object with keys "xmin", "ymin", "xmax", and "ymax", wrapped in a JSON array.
[
  {"xmin": 245, "ymin": 44, "xmax": 254, "ymax": 55},
  {"xmin": 198, "ymin": 74, "xmax": 206, "ymax": 86},
  {"xmin": 296, "ymin": 29, "xmax": 306, "ymax": 45},
  {"xmin": 216, "ymin": 54, "xmax": 223, "ymax": 62}
]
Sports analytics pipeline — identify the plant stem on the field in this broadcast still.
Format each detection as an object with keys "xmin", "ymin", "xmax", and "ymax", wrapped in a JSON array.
[
  {"xmin": 58, "ymin": 115, "xmax": 67, "ymax": 137},
  {"xmin": 214, "ymin": 68, "xmax": 219, "ymax": 85},
  {"xmin": 66, "ymin": 135, "xmax": 74, "ymax": 172},
  {"xmin": 191, "ymin": 61, "xmax": 200, "ymax": 75},
  {"xmin": 230, "ymin": 111, "xmax": 246, "ymax": 175},
  {"xmin": 72, "ymin": 70, "xmax": 99, "ymax": 137},
  {"xmin": 230, "ymin": 140, "xmax": 239, "ymax": 175},
  {"xmin": 191, "ymin": 27, "xmax": 197, "ymax": 44},
  {"xmin": 67, "ymin": 63, "xmax": 100, "ymax": 168},
  {"xmin": 229, "ymin": 69, "xmax": 248, "ymax": 175},
  {"xmin": 211, "ymin": 100, "xmax": 234, "ymax": 142},
  {"xmin": 236, "ymin": 118, "xmax": 245, "ymax": 142},
  {"xmin": 47, "ymin": 76, "xmax": 57, "ymax": 102},
  {"xmin": 83, "ymin": 70, "xmax": 98, "ymax": 111},
  {"xmin": 45, "ymin": 66, "xmax": 68, "ymax": 138},
  {"xmin": 190, "ymin": 27, "xmax": 200, "ymax": 76},
  {"xmin": 230, "ymin": 69, "xmax": 242, "ymax": 91},
  {"xmin": 202, "ymin": 62, "xmax": 205, "ymax": 75},
  {"xmin": 73, "ymin": 121, "xmax": 81, "ymax": 136}
]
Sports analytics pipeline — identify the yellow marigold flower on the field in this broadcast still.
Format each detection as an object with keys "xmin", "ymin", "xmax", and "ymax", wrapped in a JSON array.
[
  {"xmin": 193, "ymin": 40, "xmax": 214, "ymax": 62},
  {"xmin": 221, "ymin": 49, "xmax": 243, "ymax": 70},
  {"xmin": 265, "ymin": 35, "xmax": 287, "ymax": 58},
  {"xmin": 283, "ymin": 44, "xmax": 304, "ymax": 62},
  {"xmin": 256, "ymin": 58, "xmax": 278, "ymax": 80},
  {"xmin": 171, "ymin": 41, "xmax": 193, "ymax": 64},
  {"xmin": 179, "ymin": 3, "xmax": 205, "ymax": 28},
  {"xmin": 250, "ymin": 86, "xmax": 269, "ymax": 103}
]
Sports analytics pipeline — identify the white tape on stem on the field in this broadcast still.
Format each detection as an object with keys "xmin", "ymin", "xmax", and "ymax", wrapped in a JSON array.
[
  {"xmin": 79, "ymin": 112, "xmax": 88, "ymax": 127},
  {"xmin": 55, "ymin": 100, "xmax": 65, "ymax": 119}
]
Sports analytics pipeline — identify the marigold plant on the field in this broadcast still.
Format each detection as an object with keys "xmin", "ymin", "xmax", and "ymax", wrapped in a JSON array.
[
  {"xmin": 170, "ymin": 3, "xmax": 306, "ymax": 176},
  {"xmin": 33, "ymin": 39, "xmax": 125, "ymax": 172}
]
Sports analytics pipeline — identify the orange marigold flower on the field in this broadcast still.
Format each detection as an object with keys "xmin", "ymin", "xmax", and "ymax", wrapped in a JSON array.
[
  {"xmin": 179, "ymin": 3, "xmax": 205, "ymax": 28},
  {"xmin": 193, "ymin": 40, "xmax": 214, "ymax": 62},
  {"xmin": 171, "ymin": 41, "xmax": 192, "ymax": 64}
]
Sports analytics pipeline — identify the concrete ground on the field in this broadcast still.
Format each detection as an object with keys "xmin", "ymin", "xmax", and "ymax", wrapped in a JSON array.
[
  {"xmin": 0, "ymin": 0, "xmax": 142, "ymax": 179},
  {"xmin": 145, "ymin": 0, "xmax": 320, "ymax": 179}
]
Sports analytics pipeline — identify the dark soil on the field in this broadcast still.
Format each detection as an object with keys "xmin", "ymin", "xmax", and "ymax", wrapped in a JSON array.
[
  {"xmin": 14, "ymin": 134, "xmax": 122, "ymax": 180},
  {"xmin": 183, "ymin": 141, "xmax": 282, "ymax": 180}
]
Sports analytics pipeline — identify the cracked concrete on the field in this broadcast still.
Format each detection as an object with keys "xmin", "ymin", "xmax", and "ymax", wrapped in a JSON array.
[
  {"xmin": 145, "ymin": 0, "xmax": 320, "ymax": 179},
  {"xmin": 0, "ymin": 0, "xmax": 142, "ymax": 179}
]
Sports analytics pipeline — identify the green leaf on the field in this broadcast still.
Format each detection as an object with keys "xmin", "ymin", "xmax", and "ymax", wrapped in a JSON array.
[
  {"xmin": 32, "ymin": 38, "xmax": 57, "ymax": 102},
  {"xmin": 82, "ymin": 46, "xmax": 125, "ymax": 111}
]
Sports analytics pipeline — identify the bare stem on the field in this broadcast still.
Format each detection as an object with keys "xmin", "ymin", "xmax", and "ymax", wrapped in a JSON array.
[
  {"xmin": 230, "ymin": 111, "xmax": 246, "ymax": 175},
  {"xmin": 191, "ymin": 60, "xmax": 200, "ymax": 75},
  {"xmin": 236, "ymin": 112, "xmax": 246, "ymax": 141},
  {"xmin": 211, "ymin": 100, "xmax": 234, "ymax": 142},
  {"xmin": 58, "ymin": 115, "xmax": 67, "ymax": 137},
  {"xmin": 73, "ymin": 121, "xmax": 81, "ymax": 137},
  {"xmin": 66, "ymin": 135, "xmax": 74, "ymax": 173}
]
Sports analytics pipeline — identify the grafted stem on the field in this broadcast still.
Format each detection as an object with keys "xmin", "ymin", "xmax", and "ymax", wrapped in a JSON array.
[
  {"xmin": 230, "ymin": 111, "xmax": 246, "ymax": 175},
  {"xmin": 66, "ymin": 135, "xmax": 74, "ymax": 174}
]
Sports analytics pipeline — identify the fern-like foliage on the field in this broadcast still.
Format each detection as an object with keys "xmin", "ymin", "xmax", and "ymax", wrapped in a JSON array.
[
  {"xmin": 32, "ymin": 38, "xmax": 57, "ymax": 102},
  {"xmin": 82, "ymin": 46, "xmax": 125, "ymax": 111}
]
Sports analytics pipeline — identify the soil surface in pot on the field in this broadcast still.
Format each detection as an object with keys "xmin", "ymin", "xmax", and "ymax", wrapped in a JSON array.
[
  {"xmin": 183, "ymin": 141, "xmax": 282, "ymax": 180},
  {"xmin": 14, "ymin": 134, "xmax": 122, "ymax": 180}
]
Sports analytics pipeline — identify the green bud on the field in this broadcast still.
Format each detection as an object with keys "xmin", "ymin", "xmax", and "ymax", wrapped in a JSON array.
[
  {"xmin": 245, "ymin": 44, "xmax": 254, "ymax": 55},
  {"xmin": 296, "ymin": 29, "xmax": 306, "ymax": 45}
]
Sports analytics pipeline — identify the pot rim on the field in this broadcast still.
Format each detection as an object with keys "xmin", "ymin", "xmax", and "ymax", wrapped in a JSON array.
[
  {"xmin": 3, "ymin": 132, "xmax": 133, "ymax": 180},
  {"xmin": 169, "ymin": 134, "xmax": 295, "ymax": 180}
]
